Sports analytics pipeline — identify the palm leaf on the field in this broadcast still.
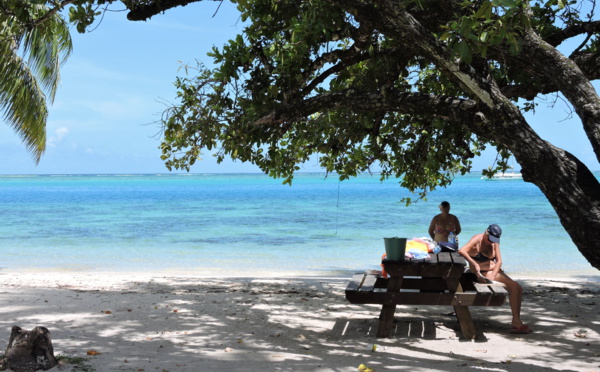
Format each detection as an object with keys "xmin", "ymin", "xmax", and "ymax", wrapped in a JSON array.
[{"xmin": 0, "ymin": 3, "xmax": 72, "ymax": 162}]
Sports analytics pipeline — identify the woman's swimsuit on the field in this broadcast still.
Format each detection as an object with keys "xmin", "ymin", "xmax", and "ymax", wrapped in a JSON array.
[
  {"xmin": 434, "ymin": 221, "xmax": 455, "ymax": 234},
  {"xmin": 471, "ymin": 252, "xmax": 494, "ymax": 263}
]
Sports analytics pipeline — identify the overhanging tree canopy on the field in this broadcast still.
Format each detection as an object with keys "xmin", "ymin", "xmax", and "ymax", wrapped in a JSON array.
[
  {"xmin": 3, "ymin": 0, "xmax": 600, "ymax": 270},
  {"xmin": 155, "ymin": 0, "xmax": 600, "ymax": 269}
]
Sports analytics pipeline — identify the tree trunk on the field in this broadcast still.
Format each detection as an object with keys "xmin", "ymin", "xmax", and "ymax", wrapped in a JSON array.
[
  {"xmin": 514, "ymin": 141, "xmax": 600, "ymax": 269},
  {"xmin": 3, "ymin": 326, "xmax": 57, "ymax": 372},
  {"xmin": 482, "ymin": 100, "xmax": 600, "ymax": 269}
]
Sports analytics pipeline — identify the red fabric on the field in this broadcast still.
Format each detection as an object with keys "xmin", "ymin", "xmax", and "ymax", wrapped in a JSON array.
[{"xmin": 380, "ymin": 253, "xmax": 388, "ymax": 278}]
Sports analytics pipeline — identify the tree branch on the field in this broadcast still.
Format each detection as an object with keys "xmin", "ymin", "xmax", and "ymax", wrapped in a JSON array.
[
  {"xmin": 126, "ymin": 0, "xmax": 208, "ymax": 21},
  {"xmin": 544, "ymin": 20, "xmax": 600, "ymax": 47},
  {"xmin": 31, "ymin": 0, "xmax": 77, "ymax": 27},
  {"xmin": 253, "ymin": 89, "xmax": 479, "ymax": 127},
  {"xmin": 500, "ymin": 51, "xmax": 600, "ymax": 100}
]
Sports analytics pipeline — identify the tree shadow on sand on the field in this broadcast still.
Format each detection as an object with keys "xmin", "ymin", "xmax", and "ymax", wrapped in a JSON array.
[{"xmin": 0, "ymin": 275, "xmax": 598, "ymax": 371}]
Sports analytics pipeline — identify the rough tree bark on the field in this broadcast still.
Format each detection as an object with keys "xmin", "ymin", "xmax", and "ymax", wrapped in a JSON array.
[{"xmin": 1, "ymin": 326, "xmax": 57, "ymax": 372}]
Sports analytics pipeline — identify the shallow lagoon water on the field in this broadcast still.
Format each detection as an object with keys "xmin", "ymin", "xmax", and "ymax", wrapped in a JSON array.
[{"xmin": 0, "ymin": 173, "xmax": 597, "ymax": 279}]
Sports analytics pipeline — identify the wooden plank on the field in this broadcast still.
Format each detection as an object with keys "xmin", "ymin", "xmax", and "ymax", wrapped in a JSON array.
[
  {"xmin": 377, "ymin": 304, "xmax": 396, "ymax": 337},
  {"xmin": 454, "ymin": 306, "xmax": 477, "ymax": 340},
  {"xmin": 401, "ymin": 277, "xmax": 447, "ymax": 291},
  {"xmin": 375, "ymin": 277, "xmax": 389, "ymax": 289},
  {"xmin": 459, "ymin": 277, "xmax": 477, "ymax": 292},
  {"xmin": 359, "ymin": 274, "xmax": 378, "ymax": 292},
  {"xmin": 383, "ymin": 263, "xmax": 421, "ymax": 277},
  {"xmin": 383, "ymin": 254, "xmax": 466, "ymax": 278},
  {"xmin": 451, "ymin": 292, "xmax": 477, "ymax": 306},
  {"xmin": 347, "ymin": 291, "xmax": 453, "ymax": 305},
  {"xmin": 445, "ymin": 276, "xmax": 461, "ymax": 293},
  {"xmin": 376, "ymin": 276, "xmax": 403, "ymax": 338},
  {"xmin": 386, "ymin": 292, "xmax": 455, "ymax": 306},
  {"xmin": 348, "ymin": 280, "xmax": 506, "ymax": 306},
  {"xmin": 345, "ymin": 291, "xmax": 381, "ymax": 304},
  {"xmin": 345, "ymin": 273, "xmax": 366, "ymax": 293},
  {"xmin": 437, "ymin": 252, "xmax": 453, "ymax": 264},
  {"xmin": 473, "ymin": 282, "xmax": 493, "ymax": 294},
  {"xmin": 471, "ymin": 283, "xmax": 508, "ymax": 306},
  {"xmin": 490, "ymin": 285, "xmax": 509, "ymax": 296},
  {"xmin": 450, "ymin": 252, "xmax": 467, "ymax": 265}
]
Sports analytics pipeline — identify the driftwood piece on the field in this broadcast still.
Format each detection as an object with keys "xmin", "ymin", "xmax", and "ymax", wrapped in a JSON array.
[{"xmin": 2, "ymin": 326, "xmax": 57, "ymax": 372}]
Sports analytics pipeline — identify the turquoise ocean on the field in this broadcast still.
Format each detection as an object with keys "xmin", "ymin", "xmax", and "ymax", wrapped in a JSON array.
[{"xmin": 0, "ymin": 173, "xmax": 598, "ymax": 279}]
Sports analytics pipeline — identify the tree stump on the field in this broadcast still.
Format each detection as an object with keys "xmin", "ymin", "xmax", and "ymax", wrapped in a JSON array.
[{"xmin": 2, "ymin": 326, "xmax": 57, "ymax": 372}]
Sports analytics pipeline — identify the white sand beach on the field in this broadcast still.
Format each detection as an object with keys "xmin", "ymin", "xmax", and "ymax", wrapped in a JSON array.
[{"xmin": 0, "ymin": 273, "xmax": 599, "ymax": 372}]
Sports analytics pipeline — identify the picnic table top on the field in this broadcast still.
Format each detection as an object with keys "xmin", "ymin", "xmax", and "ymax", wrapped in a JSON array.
[{"xmin": 382, "ymin": 252, "xmax": 466, "ymax": 278}]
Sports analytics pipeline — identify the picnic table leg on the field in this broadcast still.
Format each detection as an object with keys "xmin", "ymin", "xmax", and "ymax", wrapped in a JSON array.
[
  {"xmin": 453, "ymin": 306, "xmax": 477, "ymax": 340},
  {"xmin": 446, "ymin": 277, "xmax": 478, "ymax": 340},
  {"xmin": 377, "ymin": 305, "xmax": 396, "ymax": 337},
  {"xmin": 376, "ymin": 276, "xmax": 403, "ymax": 338}
]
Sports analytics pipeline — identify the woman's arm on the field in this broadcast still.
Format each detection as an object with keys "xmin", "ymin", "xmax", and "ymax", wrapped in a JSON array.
[
  {"xmin": 458, "ymin": 234, "xmax": 480, "ymax": 274},
  {"xmin": 490, "ymin": 243, "xmax": 503, "ymax": 280},
  {"xmin": 428, "ymin": 216, "xmax": 437, "ymax": 240},
  {"xmin": 454, "ymin": 215, "xmax": 462, "ymax": 236}
]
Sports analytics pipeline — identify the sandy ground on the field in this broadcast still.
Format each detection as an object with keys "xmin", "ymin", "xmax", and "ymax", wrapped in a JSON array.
[{"xmin": 0, "ymin": 273, "xmax": 599, "ymax": 372}]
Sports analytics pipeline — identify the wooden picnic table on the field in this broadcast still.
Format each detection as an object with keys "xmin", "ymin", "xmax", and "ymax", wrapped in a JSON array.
[{"xmin": 345, "ymin": 252, "xmax": 507, "ymax": 339}]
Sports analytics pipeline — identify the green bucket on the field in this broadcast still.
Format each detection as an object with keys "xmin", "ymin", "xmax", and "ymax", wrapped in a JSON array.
[{"xmin": 384, "ymin": 237, "xmax": 407, "ymax": 261}]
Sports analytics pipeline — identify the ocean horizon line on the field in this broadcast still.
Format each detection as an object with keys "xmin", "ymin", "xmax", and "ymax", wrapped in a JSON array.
[
  {"xmin": 1, "ymin": 170, "xmax": 599, "ymax": 177},
  {"xmin": 0, "ymin": 170, "xmax": 517, "ymax": 177}
]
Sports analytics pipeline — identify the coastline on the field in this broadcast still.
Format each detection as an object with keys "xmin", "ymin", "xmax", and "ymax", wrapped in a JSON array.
[
  {"xmin": 1, "ymin": 272, "xmax": 599, "ymax": 372},
  {"xmin": 3, "ymin": 264, "xmax": 599, "ymax": 281}
]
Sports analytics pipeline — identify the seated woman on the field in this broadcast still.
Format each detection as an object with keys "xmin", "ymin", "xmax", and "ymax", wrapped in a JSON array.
[{"xmin": 458, "ymin": 224, "xmax": 532, "ymax": 334}]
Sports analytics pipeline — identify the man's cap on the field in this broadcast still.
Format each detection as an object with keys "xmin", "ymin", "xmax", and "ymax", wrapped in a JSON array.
[{"xmin": 487, "ymin": 224, "xmax": 502, "ymax": 243}]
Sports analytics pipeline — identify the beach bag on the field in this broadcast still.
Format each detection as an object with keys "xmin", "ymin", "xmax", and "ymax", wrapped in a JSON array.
[{"xmin": 438, "ymin": 241, "xmax": 458, "ymax": 252}]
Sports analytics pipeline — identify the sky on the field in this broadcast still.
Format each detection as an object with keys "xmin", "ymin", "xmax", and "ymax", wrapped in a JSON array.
[{"xmin": 0, "ymin": 2, "xmax": 598, "ymax": 175}]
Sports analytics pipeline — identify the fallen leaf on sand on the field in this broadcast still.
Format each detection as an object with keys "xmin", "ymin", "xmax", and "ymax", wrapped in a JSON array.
[
  {"xmin": 86, "ymin": 350, "xmax": 101, "ymax": 355},
  {"xmin": 575, "ymin": 329, "xmax": 588, "ymax": 338},
  {"xmin": 101, "ymin": 310, "xmax": 112, "ymax": 314}
]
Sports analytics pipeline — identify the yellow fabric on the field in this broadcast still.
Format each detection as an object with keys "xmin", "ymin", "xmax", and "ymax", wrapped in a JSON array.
[{"xmin": 406, "ymin": 240, "xmax": 428, "ymax": 252}]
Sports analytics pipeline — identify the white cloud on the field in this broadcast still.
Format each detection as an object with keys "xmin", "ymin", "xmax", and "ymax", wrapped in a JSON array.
[
  {"xmin": 47, "ymin": 127, "xmax": 69, "ymax": 148},
  {"xmin": 55, "ymin": 127, "xmax": 69, "ymax": 140}
]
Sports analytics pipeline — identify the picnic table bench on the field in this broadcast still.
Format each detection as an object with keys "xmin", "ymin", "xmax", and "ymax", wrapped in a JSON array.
[{"xmin": 345, "ymin": 252, "xmax": 508, "ymax": 339}]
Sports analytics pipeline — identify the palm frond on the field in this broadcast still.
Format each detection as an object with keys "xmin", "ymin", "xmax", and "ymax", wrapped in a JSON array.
[
  {"xmin": 0, "ymin": 41, "xmax": 48, "ymax": 163},
  {"xmin": 0, "ymin": 3, "xmax": 72, "ymax": 162}
]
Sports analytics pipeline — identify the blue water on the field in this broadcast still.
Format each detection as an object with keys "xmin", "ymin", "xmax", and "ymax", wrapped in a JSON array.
[{"xmin": 0, "ymin": 173, "xmax": 597, "ymax": 278}]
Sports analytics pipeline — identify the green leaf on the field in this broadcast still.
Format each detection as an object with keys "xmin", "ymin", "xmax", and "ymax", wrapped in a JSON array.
[
  {"xmin": 491, "ymin": 0, "xmax": 518, "ymax": 7},
  {"xmin": 480, "ymin": 31, "xmax": 489, "ymax": 42},
  {"xmin": 439, "ymin": 32, "xmax": 453, "ymax": 41},
  {"xmin": 475, "ymin": 1, "xmax": 493, "ymax": 19}
]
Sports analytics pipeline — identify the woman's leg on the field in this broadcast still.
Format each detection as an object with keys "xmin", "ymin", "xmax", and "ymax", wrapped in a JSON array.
[{"xmin": 488, "ymin": 271, "xmax": 525, "ymax": 328}]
